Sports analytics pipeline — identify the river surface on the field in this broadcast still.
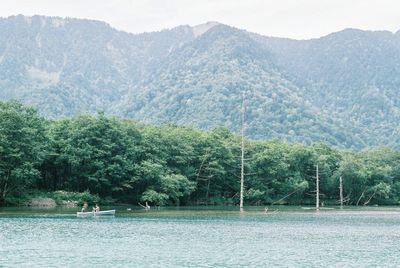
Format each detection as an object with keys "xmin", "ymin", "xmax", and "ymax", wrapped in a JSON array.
[{"xmin": 1, "ymin": 206, "xmax": 400, "ymax": 267}]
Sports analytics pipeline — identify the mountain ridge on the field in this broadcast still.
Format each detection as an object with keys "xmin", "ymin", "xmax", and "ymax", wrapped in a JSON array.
[{"xmin": 1, "ymin": 15, "xmax": 400, "ymax": 148}]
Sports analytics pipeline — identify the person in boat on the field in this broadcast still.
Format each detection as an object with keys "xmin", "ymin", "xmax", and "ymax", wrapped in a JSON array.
[{"xmin": 81, "ymin": 202, "xmax": 88, "ymax": 212}]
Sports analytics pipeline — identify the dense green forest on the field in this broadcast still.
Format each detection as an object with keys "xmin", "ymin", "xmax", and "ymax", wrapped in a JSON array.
[{"xmin": 1, "ymin": 100, "xmax": 400, "ymax": 206}]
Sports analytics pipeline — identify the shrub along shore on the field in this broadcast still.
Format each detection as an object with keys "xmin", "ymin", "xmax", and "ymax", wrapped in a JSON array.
[{"xmin": 1, "ymin": 100, "xmax": 400, "ymax": 207}]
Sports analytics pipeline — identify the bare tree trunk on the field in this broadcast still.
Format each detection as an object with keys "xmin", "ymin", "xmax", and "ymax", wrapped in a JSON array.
[
  {"xmin": 316, "ymin": 164, "xmax": 319, "ymax": 211},
  {"xmin": 339, "ymin": 176, "xmax": 343, "ymax": 209},
  {"xmin": 356, "ymin": 189, "xmax": 366, "ymax": 206},
  {"xmin": 205, "ymin": 178, "xmax": 211, "ymax": 203},
  {"xmin": 363, "ymin": 190, "xmax": 377, "ymax": 206},
  {"xmin": 239, "ymin": 94, "xmax": 245, "ymax": 213},
  {"xmin": 240, "ymin": 131, "xmax": 244, "ymax": 212},
  {"xmin": 1, "ymin": 173, "xmax": 10, "ymax": 201},
  {"xmin": 2, "ymin": 181, "xmax": 7, "ymax": 199},
  {"xmin": 196, "ymin": 154, "xmax": 209, "ymax": 182}
]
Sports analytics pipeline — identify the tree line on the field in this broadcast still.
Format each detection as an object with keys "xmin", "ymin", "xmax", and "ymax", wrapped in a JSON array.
[{"xmin": 1, "ymin": 100, "xmax": 400, "ymax": 206}]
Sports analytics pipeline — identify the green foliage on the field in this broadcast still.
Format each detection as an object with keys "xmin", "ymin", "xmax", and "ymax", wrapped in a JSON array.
[
  {"xmin": 51, "ymin": 190, "xmax": 100, "ymax": 205},
  {"xmin": 2, "ymin": 100, "xmax": 400, "ymax": 207},
  {"xmin": 0, "ymin": 101, "xmax": 45, "ymax": 204},
  {"xmin": 141, "ymin": 190, "xmax": 169, "ymax": 206},
  {"xmin": 160, "ymin": 174, "xmax": 196, "ymax": 203},
  {"xmin": 244, "ymin": 188, "xmax": 266, "ymax": 204}
]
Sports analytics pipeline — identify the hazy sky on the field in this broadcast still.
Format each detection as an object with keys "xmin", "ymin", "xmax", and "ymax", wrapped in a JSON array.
[{"xmin": 1, "ymin": 0, "xmax": 400, "ymax": 39}]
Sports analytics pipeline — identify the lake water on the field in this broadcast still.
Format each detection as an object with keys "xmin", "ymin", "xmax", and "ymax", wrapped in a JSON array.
[{"xmin": 1, "ymin": 207, "xmax": 400, "ymax": 267}]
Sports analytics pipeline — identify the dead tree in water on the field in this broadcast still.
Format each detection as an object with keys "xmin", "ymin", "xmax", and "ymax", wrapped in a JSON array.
[
  {"xmin": 239, "ymin": 94, "xmax": 245, "ymax": 213},
  {"xmin": 316, "ymin": 164, "xmax": 320, "ymax": 211},
  {"xmin": 339, "ymin": 176, "xmax": 344, "ymax": 209},
  {"xmin": 138, "ymin": 202, "xmax": 150, "ymax": 210}
]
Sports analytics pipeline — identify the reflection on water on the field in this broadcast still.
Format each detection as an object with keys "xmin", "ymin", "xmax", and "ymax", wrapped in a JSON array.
[{"xmin": 1, "ymin": 207, "xmax": 400, "ymax": 267}]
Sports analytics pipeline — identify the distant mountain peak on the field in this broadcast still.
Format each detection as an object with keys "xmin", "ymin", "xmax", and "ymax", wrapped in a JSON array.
[
  {"xmin": 192, "ymin": 21, "xmax": 221, "ymax": 37},
  {"xmin": 323, "ymin": 28, "xmax": 396, "ymax": 40}
]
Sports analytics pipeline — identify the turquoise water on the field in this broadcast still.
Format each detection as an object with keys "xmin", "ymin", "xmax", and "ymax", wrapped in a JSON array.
[{"xmin": 1, "ymin": 207, "xmax": 400, "ymax": 267}]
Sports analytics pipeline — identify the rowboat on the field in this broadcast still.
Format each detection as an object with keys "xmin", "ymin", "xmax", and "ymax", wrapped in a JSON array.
[
  {"xmin": 301, "ymin": 207, "xmax": 334, "ymax": 210},
  {"xmin": 76, "ymin": 210, "xmax": 116, "ymax": 217}
]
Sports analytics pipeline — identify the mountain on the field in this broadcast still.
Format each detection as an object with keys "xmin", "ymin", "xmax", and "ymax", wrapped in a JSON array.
[{"xmin": 1, "ymin": 15, "xmax": 400, "ymax": 149}]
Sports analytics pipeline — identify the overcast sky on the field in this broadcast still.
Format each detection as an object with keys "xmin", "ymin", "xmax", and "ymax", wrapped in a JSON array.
[{"xmin": 1, "ymin": 0, "xmax": 400, "ymax": 39}]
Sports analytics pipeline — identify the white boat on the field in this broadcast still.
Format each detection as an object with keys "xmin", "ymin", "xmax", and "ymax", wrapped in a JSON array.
[
  {"xmin": 301, "ymin": 207, "xmax": 334, "ymax": 210},
  {"xmin": 77, "ymin": 210, "xmax": 116, "ymax": 217}
]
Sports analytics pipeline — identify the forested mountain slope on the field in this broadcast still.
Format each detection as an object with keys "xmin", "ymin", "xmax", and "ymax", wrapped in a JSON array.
[{"xmin": 1, "ymin": 15, "xmax": 400, "ymax": 148}]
